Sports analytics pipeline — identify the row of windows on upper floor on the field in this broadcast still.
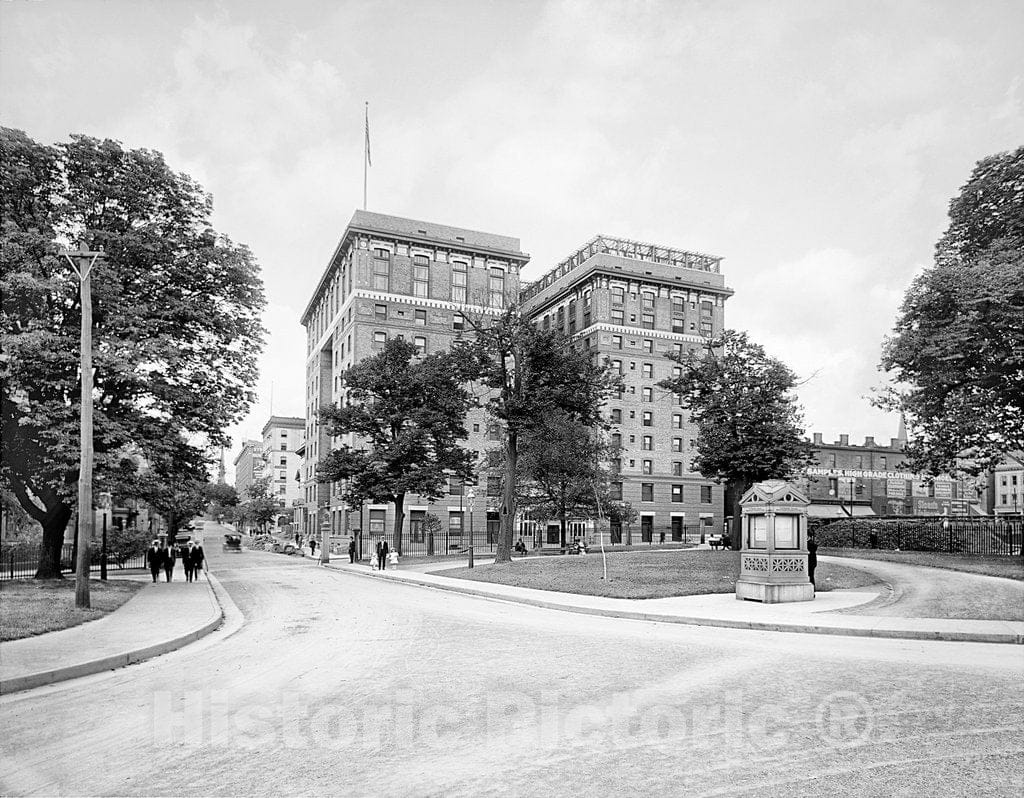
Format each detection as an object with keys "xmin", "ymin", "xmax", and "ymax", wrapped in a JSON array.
[
  {"xmin": 538, "ymin": 291, "xmax": 718, "ymax": 335},
  {"xmin": 610, "ymin": 482, "xmax": 715, "ymax": 503}
]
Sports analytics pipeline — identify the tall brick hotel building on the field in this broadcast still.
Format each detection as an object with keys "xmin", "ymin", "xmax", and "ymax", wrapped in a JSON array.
[{"xmin": 300, "ymin": 211, "xmax": 731, "ymax": 550}]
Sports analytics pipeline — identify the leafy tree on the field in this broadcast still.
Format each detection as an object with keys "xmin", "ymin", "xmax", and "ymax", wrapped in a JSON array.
[
  {"xmin": 659, "ymin": 331, "xmax": 812, "ymax": 547},
  {"xmin": 465, "ymin": 309, "xmax": 619, "ymax": 562},
  {"xmin": 244, "ymin": 477, "xmax": 281, "ymax": 535},
  {"xmin": 516, "ymin": 412, "xmax": 617, "ymax": 548},
  {"xmin": 0, "ymin": 128, "xmax": 265, "ymax": 577},
  {"xmin": 205, "ymin": 482, "xmax": 239, "ymax": 508},
  {"xmin": 317, "ymin": 338, "xmax": 475, "ymax": 555},
  {"xmin": 879, "ymin": 147, "xmax": 1024, "ymax": 475},
  {"xmin": 106, "ymin": 524, "xmax": 151, "ymax": 567}
]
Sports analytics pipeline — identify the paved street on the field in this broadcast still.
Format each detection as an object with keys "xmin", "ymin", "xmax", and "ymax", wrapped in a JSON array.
[{"xmin": 2, "ymin": 537, "xmax": 1023, "ymax": 797}]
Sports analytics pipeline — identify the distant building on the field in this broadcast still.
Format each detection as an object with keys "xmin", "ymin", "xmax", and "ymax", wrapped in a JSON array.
[
  {"xmin": 233, "ymin": 439, "xmax": 263, "ymax": 501},
  {"xmin": 300, "ymin": 210, "xmax": 527, "ymax": 546},
  {"xmin": 988, "ymin": 452, "xmax": 1024, "ymax": 517},
  {"xmin": 800, "ymin": 432, "xmax": 977, "ymax": 517},
  {"xmin": 261, "ymin": 415, "xmax": 305, "ymax": 522},
  {"xmin": 520, "ymin": 234, "xmax": 733, "ymax": 544}
]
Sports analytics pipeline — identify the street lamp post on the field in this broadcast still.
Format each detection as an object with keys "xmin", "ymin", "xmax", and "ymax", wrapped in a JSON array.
[{"xmin": 63, "ymin": 244, "xmax": 104, "ymax": 609}]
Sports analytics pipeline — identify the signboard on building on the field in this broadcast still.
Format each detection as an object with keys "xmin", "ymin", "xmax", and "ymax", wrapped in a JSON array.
[
  {"xmin": 807, "ymin": 467, "xmax": 916, "ymax": 480},
  {"xmin": 886, "ymin": 479, "xmax": 907, "ymax": 498}
]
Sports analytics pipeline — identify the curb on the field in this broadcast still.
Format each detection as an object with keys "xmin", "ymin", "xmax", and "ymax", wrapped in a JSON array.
[
  {"xmin": 321, "ymin": 562, "xmax": 1024, "ymax": 645},
  {"xmin": 0, "ymin": 574, "xmax": 225, "ymax": 696}
]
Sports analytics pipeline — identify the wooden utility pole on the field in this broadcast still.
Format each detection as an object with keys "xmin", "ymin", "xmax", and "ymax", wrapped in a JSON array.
[{"xmin": 64, "ymin": 244, "xmax": 103, "ymax": 609}]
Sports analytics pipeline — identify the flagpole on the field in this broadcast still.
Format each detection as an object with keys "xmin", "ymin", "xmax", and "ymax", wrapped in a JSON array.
[{"xmin": 363, "ymin": 101, "xmax": 369, "ymax": 210}]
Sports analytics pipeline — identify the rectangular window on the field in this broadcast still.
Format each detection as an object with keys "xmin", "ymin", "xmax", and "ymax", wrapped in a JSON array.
[
  {"xmin": 453, "ymin": 313, "xmax": 465, "ymax": 331},
  {"xmin": 641, "ymin": 313, "xmax": 655, "ymax": 330},
  {"xmin": 373, "ymin": 248, "xmax": 390, "ymax": 291},
  {"xmin": 611, "ymin": 309, "xmax": 624, "ymax": 325},
  {"xmin": 611, "ymin": 409, "xmax": 622, "ymax": 424},
  {"xmin": 413, "ymin": 254, "xmax": 430, "ymax": 298},
  {"xmin": 641, "ymin": 483, "xmax": 654, "ymax": 502},
  {"xmin": 672, "ymin": 437, "xmax": 683, "ymax": 452},
  {"xmin": 369, "ymin": 509, "xmax": 386, "ymax": 534},
  {"xmin": 489, "ymin": 267, "xmax": 505, "ymax": 309},
  {"xmin": 642, "ymin": 411, "xmax": 653, "ymax": 426},
  {"xmin": 413, "ymin": 335, "xmax": 427, "ymax": 352},
  {"xmin": 612, "ymin": 334, "xmax": 623, "ymax": 349},
  {"xmin": 671, "ymin": 485, "xmax": 683, "ymax": 502},
  {"xmin": 643, "ymin": 340, "xmax": 653, "ymax": 353},
  {"xmin": 672, "ymin": 461, "xmax": 683, "ymax": 476},
  {"xmin": 373, "ymin": 331, "xmax": 386, "ymax": 344},
  {"xmin": 673, "ymin": 414, "xmax": 683, "ymax": 429},
  {"xmin": 700, "ymin": 485, "xmax": 713, "ymax": 503},
  {"xmin": 449, "ymin": 478, "xmax": 463, "ymax": 496},
  {"xmin": 611, "ymin": 433, "xmax": 622, "ymax": 447},
  {"xmin": 642, "ymin": 435, "xmax": 653, "ymax": 451},
  {"xmin": 642, "ymin": 363, "xmax": 653, "ymax": 378},
  {"xmin": 374, "ymin": 303, "xmax": 387, "ymax": 320},
  {"xmin": 642, "ymin": 387, "xmax": 653, "ymax": 403},
  {"xmin": 415, "ymin": 309, "xmax": 427, "ymax": 326},
  {"xmin": 610, "ymin": 482, "xmax": 623, "ymax": 501},
  {"xmin": 449, "ymin": 512, "xmax": 463, "ymax": 535},
  {"xmin": 642, "ymin": 460, "xmax": 653, "ymax": 475},
  {"xmin": 487, "ymin": 477, "xmax": 501, "ymax": 497},
  {"xmin": 452, "ymin": 261, "xmax": 467, "ymax": 303}
]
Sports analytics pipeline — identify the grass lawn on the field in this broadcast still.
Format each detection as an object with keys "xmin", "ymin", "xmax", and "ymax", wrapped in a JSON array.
[
  {"xmin": 434, "ymin": 550, "xmax": 880, "ymax": 599},
  {"xmin": 0, "ymin": 578, "xmax": 144, "ymax": 641},
  {"xmin": 822, "ymin": 549, "xmax": 1024, "ymax": 581}
]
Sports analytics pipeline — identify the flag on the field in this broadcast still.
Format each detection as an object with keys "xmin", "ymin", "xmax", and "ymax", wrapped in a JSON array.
[{"xmin": 365, "ymin": 103, "xmax": 371, "ymax": 167}]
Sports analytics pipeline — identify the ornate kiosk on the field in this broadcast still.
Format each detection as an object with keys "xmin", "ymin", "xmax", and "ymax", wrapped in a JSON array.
[{"xmin": 735, "ymin": 480, "xmax": 814, "ymax": 603}]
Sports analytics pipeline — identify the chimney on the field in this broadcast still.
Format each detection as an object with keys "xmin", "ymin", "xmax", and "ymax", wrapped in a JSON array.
[
  {"xmin": 839, "ymin": 434, "xmax": 849, "ymax": 446},
  {"xmin": 813, "ymin": 432, "xmax": 823, "ymax": 445},
  {"xmin": 890, "ymin": 438, "xmax": 901, "ymax": 449},
  {"xmin": 864, "ymin": 436, "xmax": 875, "ymax": 447}
]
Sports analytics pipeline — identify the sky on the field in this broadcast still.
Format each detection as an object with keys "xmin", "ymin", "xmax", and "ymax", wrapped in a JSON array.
[{"xmin": 2, "ymin": 0, "xmax": 1022, "ymax": 480}]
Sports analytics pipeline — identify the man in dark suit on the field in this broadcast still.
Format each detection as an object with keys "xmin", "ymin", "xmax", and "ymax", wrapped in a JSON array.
[
  {"xmin": 187, "ymin": 540, "xmax": 206, "ymax": 581},
  {"xmin": 376, "ymin": 535, "xmax": 389, "ymax": 571},
  {"xmin": 146, "ymin": 540, "xmax": 164, "ymax": 583},
  {"xmin": 163, "ymin": 541, "xmax": 177, "ymax": 582}
]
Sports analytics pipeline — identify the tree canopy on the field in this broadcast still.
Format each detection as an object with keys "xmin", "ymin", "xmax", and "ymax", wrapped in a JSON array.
[
  {"xmin": 0, "ymin": 127, "xmax": 265, "ymax": 576},
  {"xmin": 514, "ymin": 412, "xmax": 618, "ymax": 548},
  {"xmin": 659, "ymin": 330, "xmax": 812, "ymax": 546},
  {"xmin": 316, "ymin": 337, "xmax": 476, "ymax": 554},
  {"xmin": 466, "ymin": 309, "xmax": 619, "ymax": 562},
  {"xmin": 879, "ymin": 146, "xmax": 1024, "ymax": 475}
]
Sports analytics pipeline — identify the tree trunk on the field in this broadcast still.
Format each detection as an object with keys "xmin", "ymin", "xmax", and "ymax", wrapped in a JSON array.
[
  {"xmin": 495, "ymin": 431, "xmax": 517, "ymax": 563},
  {"xmin": 393, "ymin": 493, "xmax": 405, "ymax": 556},
  {"xmin": 35, "ymin": 500, "xmax": 72, "ymax": 579},
  {"xmin": 559, "ymin": 511, "xmax": 567, "ymax": 550}
]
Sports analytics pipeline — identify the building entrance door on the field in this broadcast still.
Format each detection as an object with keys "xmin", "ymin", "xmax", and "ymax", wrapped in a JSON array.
[
  {"xmin": 671, "ymin": 517, "xmax": 684, "ymax": 542},
  {"xmin": 546, "ymin": 524, "xmax": 560, "ymax": 544},
  {"xmin": 641, "ymin": 516, "xmax": 653, "ymax": 542}
]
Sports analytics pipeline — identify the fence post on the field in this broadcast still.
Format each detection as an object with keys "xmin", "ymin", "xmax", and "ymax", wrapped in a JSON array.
[{"xmin": 9, "ymin": 551, "xmax": 13, "ymax": 580}]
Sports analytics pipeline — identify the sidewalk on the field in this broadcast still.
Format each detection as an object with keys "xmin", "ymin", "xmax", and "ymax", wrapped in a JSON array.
[
  {"xmin": 319, "ymin": 555, "xmax": 1024, "ymax": 645},
  {"xmin": 0, "ymin": 573, "xmax": 224, "ymax": 696}
]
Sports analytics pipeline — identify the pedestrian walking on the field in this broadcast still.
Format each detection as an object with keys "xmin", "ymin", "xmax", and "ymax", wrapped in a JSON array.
[
  {"xmin": 182, "ymin": 541, "xmax": 195, "ymax": 582},
  {"xmin": 191, "ymin": 540, "xmax": 206, "ymax": 580},
  {"xmin": 164, "ymin": 541, "xmax": 177, "ymax": 582},
  {"xmin": 807, "ymin": 534, "xmax": 819, "ymax": 588},
  {"xmin": 309, "ymin": 538, "xmax": 317, "ymax": 558},
  {"xmin": 146, "ymin": 540, "xmax": 164, "ymax": 583},
  {"xmin": 376, "ymin": 535, "xmax": 389, "ymax": 571},
  {"xmin": 348, "ymin": 538, "xmax": 357, "ymax": 563}
]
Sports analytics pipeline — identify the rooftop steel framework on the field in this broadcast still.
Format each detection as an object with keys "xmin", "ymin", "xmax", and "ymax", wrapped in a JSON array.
[{"xmin": 520, "ymin": 234, "xmax": 722, "ymax": 302}]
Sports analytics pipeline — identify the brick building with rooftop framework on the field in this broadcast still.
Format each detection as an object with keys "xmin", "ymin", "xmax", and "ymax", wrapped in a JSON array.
[
  {"xmin": 299, "ymin": 210, "xmax": 528, "ymax": 552},
  {"xmin": 519, "ymin": 234, "xmax": 734, "ymax": 546}
]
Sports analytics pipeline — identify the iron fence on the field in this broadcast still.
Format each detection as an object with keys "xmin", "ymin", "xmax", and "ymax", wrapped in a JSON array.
[
  {"xmin": 356, "ymin": 522, "xmax": 707, "ymax": 558},
  {"xmin": 809, "ymin": 516, "xmax": 1023, "ymax": 556},
  {"xmin": 1, "ymin": 543, "xmax": 147, "ymax": 580}
]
